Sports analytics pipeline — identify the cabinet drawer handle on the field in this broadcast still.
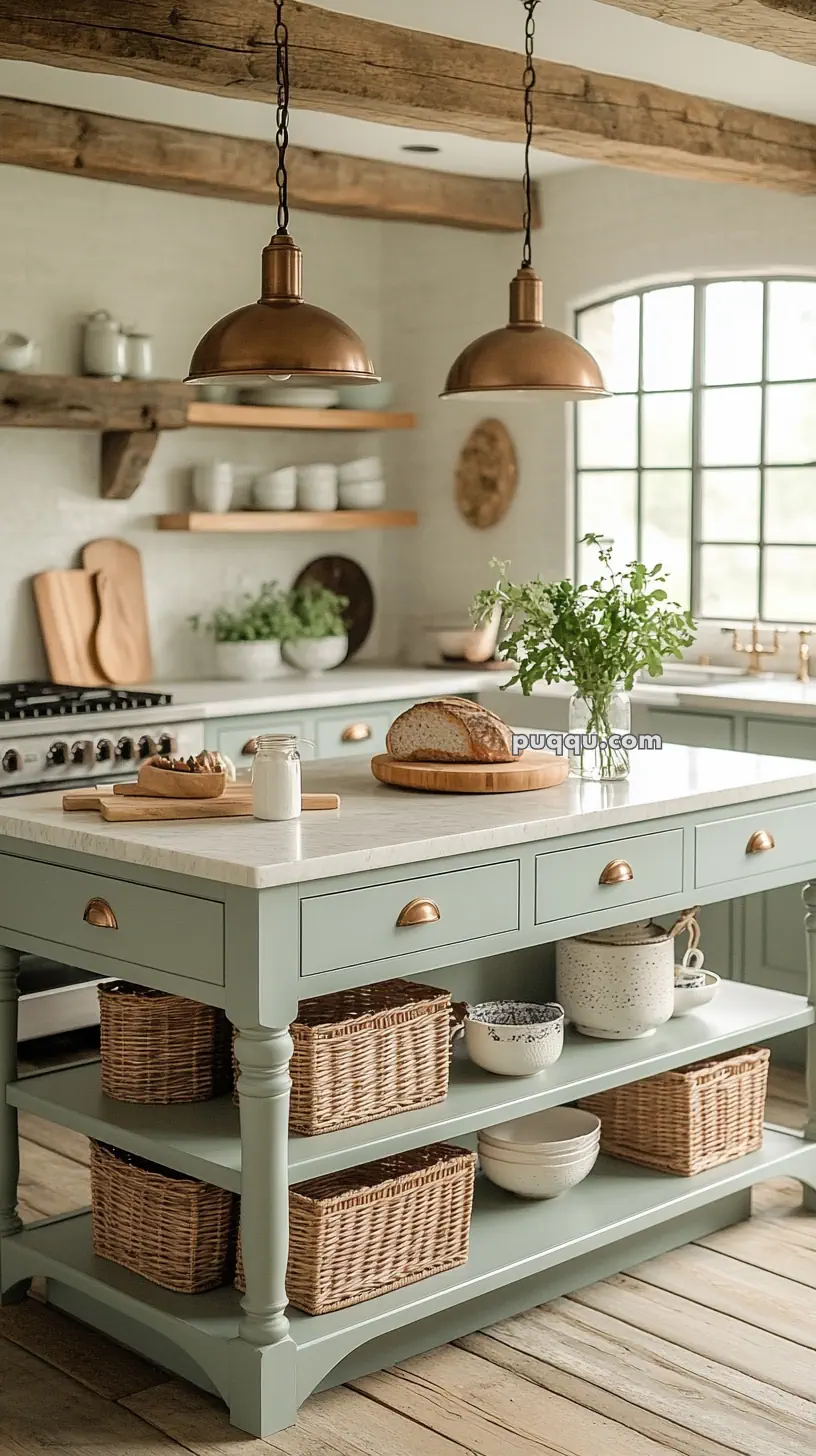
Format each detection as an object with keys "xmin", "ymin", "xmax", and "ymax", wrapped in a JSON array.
[
  {"xmin": 341, "ymin": 723, "xmax": 372, "ymax": 743},
  {"xmin": 83, "ymin": 897, "xmax": 118, "ymax": 930},
  {"xmin": 598, "ymin": 858, "xmax": 634, "ymax": 886},
  {"xmin": 746, "ymin": 829, "xmax": 775, "ymax": 855},
  {"xmin": 242, "ymin": 737, "xmax": 259, "ymax": 756},
  {"xmin": 396, "ymin": 897, "xmax": 441, "ymax": 928}
]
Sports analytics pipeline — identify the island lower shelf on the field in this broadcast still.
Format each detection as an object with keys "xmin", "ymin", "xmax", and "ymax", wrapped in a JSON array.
[
  {"xmin": 4, "ymin": 1129, "xmax": 815, "ymax": 1399},
  {"xmin": 9, "ymin": 982, "xmax": 813, "ymax": 1191}
]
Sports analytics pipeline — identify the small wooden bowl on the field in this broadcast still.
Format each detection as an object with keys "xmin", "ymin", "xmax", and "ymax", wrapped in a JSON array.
[{"xmin": 137, "ymin": 760, "xmax": 227, "ymax": 799}]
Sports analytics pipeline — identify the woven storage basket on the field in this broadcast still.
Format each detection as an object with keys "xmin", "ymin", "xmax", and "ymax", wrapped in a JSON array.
[
  {"xmin": 233, "ymin": 979, "xmax": 452, "ymax": 1135},
  {"xmin": 236, "ymin": 1142, "xmax": 475, "ymax": 1314},
  {"xmin": 579, "ymin": 1046, "xmax": 770, "ymax": 1176},
  {"xmin": 90, "ymin": 1141, "xmax": 236, "ymax": 1293},
  {"xmin": 100, "ymin": 982, "xmax": 231, "ymax": 1104}
]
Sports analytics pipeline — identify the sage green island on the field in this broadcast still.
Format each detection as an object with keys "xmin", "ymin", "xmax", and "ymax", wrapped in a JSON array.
[{"xmin": 0, "ymin": 741, "xmax": 815, "ymax": 1435}]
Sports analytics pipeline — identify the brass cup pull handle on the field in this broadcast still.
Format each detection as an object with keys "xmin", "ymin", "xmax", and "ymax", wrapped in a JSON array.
[
  {"xmin": 598, "ymin": 858, "xmax": 634, "ymax": 886},
  {"xmin": 341, "ymin": 723, "xmax": 372, "ymax": 743},
  {"xmin": 396, "ymin": 897, "xmax": 441, "ymax": 928},
  {"xmin": 83, "ymin": 897, "xmax": 118, "ymax": 930},
  {"xmin": 746, "ymin": 829, "xmax": 775, "ymax": 855},
  {"xmin": 242, "ymin": 737, "xmax": 259, "ymax": 756}
]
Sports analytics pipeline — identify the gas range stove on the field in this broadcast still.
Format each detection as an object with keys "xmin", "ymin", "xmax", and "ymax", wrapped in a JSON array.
[{"xmin": 0, "ymin": 681, "xmax": 201, "ymax": 795}]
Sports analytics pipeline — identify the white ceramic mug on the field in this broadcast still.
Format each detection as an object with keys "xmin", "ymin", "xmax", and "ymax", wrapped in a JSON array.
[
  {"xmin": 253, "ymin": 467, "xmax": 297, "ymax": 510},
  {"xmin": 298, "ymin": 463, "xmax": 338, "ymax": 511},
  {"xmin": 193, "ymin": 461, "xmax": 234, "ymax": 513},
  {"xmin": 0, "ymin": 331, "xmax": 37, "ymax": 372}
]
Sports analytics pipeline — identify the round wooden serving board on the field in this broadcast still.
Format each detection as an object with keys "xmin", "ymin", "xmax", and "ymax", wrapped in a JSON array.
[{"xmin": 371, "ymin": 751, "xmax": 569, "ymax": 794}]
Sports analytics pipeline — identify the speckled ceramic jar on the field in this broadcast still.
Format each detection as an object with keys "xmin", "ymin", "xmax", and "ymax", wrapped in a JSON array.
[{"xmin": 556, "ymin": 919, "xmax": 675, "ymax": 1040}]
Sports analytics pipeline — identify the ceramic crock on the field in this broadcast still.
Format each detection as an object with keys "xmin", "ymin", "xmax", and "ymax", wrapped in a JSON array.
[{"xmin": 556, "ymin": 915, "xmax": 693, "ymax": 1040}]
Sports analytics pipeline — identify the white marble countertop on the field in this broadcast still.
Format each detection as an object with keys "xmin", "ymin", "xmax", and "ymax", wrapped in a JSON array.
[
  {"xmin": 1, "ymin": 744, "xmax": 815, "ymax": 890},
  {"xmin": 152, "ymin": 667, "xmax": 499, "ymax": 718}
]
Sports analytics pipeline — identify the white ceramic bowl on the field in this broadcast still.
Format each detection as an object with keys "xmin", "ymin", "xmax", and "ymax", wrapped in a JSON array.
[
  {"xmin": 462, "ymin": 1001, "xmax": 564, "ymax": 1077},
  {"xmin": 214, "ymin": 640, "xmax": 283, "ymax": 681},
  {"xmin": 298, "ymin": 463, "xmax": 339, "ymax": 511},
  {"xmin": 480, "ymin": 1145, "xmax": 598, "ymax": 1199},
  {"xmin": 284, "ymin": 635, "xmax": 348, "ymax": 675},
  {"xmin": 477, "ymin": 1137, "xmax": 599, "ymax": 1167},
  {"xmin": 241, "ymin": 386, "xmax": 340, "ymax": 409},
  {"xmin": 672, "ymin": 969, "xmax": 721, "ymax": 1017},
  {"xmin": 338, "ymin": 479, "xmax": 386, "ymax": 510},
  {"xmin": 253, "ymin": 468, "xmax": 297, "ymax": 510},
  {"xmin": 337, "ymin": 382, "xmax": 395, "ymax": 410},
  {"xmin": 338, "ymin": 456, "xmax": 383, "ymax": 484},
  {"xmin": 480, "ymin": 1106, "xmax": 601, "ymax": 1153}
]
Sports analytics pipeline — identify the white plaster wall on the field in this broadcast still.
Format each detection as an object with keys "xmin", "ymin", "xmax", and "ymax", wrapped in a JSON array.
[
  {"xmin": 0, "ymin": 163, "xmax": 386, "ymax": 681},
  {"xmin": 380, "ymin": 167, "xmax": 816, "ymax": 658}
]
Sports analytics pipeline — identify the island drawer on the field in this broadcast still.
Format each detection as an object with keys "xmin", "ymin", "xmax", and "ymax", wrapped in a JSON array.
[
  {"xmin": 0, "ymin": 856, "xmax": 224, "ymax": 986},
  {"xmin": 300, "ymin": 859, "xmax": 520, "ymax": 977},
  {"xmin": 695, "ymin": 802, "xmax": 816, "ymax": 888},
  {"xmin": 535, "ymin": 829, "xmax": 684, "ymax": 924},
  {"xmin": 315, "ymin": 705, "xmax": 399, "ymax": 759}
]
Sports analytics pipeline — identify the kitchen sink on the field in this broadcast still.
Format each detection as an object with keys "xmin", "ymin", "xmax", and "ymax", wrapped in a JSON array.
[{"xmin": 641, "ymin": 666, "xmax": 743, "ymax": 688}]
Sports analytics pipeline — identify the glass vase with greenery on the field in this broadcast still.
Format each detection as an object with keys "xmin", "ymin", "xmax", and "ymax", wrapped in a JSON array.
[{"xmin": 473, "ymin": 535, "xmax": 696, "ymax": 781}]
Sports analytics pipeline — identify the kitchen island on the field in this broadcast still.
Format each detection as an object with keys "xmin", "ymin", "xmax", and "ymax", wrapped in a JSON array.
[{"xmin": 0, "ymin": 743, "xmax": 815, "ymax": 1436}]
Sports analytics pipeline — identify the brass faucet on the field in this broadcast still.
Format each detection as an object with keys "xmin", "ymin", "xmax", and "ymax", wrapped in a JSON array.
[
  {"xmin": 797, "ymin": 629, "xmax": 813, "ymax": 684},
  {"xmin": 721, "ymin": 618, "xmax": 786, "ymax": 675}
]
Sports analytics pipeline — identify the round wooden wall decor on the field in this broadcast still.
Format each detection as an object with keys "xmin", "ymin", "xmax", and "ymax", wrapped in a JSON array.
[{"xmin": 454, "ymin": 418, "xmax": 517, "ymax": 529}]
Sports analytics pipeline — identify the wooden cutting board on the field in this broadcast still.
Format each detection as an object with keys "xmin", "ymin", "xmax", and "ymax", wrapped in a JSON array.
[
  {"xmin": 62, "ymin": 786, "xmax": 339, "ymax": 820},
  {"xmin": 93, "ymin": 570, "xmax": 145, "ymax": 686},
  {"xmin": 81, "ymin": 538, "xmax": 153, "ymax": 683},
  {"xmin": 33, "ymin": 570, "xmax": 106, "ymax": 686},
  {"xmin": 371, "ymin": 751, "xmax": 570, "ymax": 794}
]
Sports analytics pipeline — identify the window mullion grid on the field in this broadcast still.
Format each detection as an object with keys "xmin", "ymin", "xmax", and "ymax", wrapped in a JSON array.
[{"xmin": 689, "ymin": 281, "xmax": 705, "ymax": 617}]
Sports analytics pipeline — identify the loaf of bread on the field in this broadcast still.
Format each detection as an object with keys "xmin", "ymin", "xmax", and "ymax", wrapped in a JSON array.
[{"xmin": 386, "ymin": 696, "xmax": 517, "ymax": 764}]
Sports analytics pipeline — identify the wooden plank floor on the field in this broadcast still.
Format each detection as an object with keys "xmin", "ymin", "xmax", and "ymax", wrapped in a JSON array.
[{"xmin": 3, "ymin": 1067, "xmax": 816, "ymax": 1455}]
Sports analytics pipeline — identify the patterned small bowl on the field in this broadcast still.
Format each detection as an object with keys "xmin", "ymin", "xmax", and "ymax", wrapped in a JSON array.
[{"xmin": 461, "ymin": 1000, "xmax": 564, "ymax": 1077}]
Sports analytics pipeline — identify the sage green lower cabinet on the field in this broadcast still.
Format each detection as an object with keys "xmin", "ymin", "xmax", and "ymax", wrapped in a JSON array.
[
  {"xmin": 635, "ymin": 707, "xmax": 736, "ymax": 750},
  {"xmin": 0, "ymin": 796, "xmax": 815, "ymax": 1435}
]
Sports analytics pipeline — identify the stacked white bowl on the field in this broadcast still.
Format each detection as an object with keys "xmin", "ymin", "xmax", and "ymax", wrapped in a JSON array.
[
  {"xmin": 478, "ymin": 1107, "xmax": 601, "ymax": 1200},
  {"xmin": 338, "ymin": 456, "xmax": 385, "ymax": 509}
]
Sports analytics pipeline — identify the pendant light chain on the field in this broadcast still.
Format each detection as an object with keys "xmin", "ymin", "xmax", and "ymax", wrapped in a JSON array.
[
  {"xmin": 275, "ymin": 0, "xmax": 290, "ymax": 236},
  {"xmin": 521, "ymin": 0, "xmax": 539, "ymax": 270}
]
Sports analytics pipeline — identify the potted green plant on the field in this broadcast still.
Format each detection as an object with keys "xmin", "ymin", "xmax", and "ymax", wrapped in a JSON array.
[
  {"xmin": 190, "ymin": 581, "xmax": 297, "ymax": 681},
  {"xmin": 284, "ymin": 582, "xmax": 350, "ymax": 675},
  {"xmin": 473, "ymin": 535, "xmax": 696, "ymax": 780}
]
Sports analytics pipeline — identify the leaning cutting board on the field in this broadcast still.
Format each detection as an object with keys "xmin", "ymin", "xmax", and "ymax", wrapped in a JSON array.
[
  {"xmin": 33, "ymin": 569, "xmax": 106, "ymax": 686},
  {"xmin": 371, "ymin": 751, "xmax": 569, "ymax": 794},
  {"xmin": 82, "ymin": 538, "xmax": 153, "ymax": 683}
]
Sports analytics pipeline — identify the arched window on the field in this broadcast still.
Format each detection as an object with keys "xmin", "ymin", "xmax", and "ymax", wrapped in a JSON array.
[{"xmin": 574, "ymin": 279, "xmax": 816, "ymax": 622}]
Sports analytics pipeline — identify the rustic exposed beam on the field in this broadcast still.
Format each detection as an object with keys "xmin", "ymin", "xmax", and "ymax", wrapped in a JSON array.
[
  {"xmin": 0, "ymin": 373, "xmax": 189, "ymax": 431},
  {"xmin": 1, "ymin": 3, "xmax": 816, "ymax": 194},
  {"xmin": 596, "ymin": 1, "xmax": 816, "ymax": 67},
  {"xmin": 0, "ymin": 94, "xmax": 534, "ymax": 233}
]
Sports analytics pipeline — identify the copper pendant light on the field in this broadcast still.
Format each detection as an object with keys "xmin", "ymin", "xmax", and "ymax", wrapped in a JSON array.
[
  {"xmin": 441, "ymin": 1, "xmax": 607, "ymax": 401},
  {"xmin": 186, "ymin": 2, "xmax": 378, "ymax": 387}
]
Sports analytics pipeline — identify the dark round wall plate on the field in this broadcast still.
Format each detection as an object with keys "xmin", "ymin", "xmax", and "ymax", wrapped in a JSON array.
[{"xmin": 292, "ymin": 555, "xmax": 375, "ymax": 659}]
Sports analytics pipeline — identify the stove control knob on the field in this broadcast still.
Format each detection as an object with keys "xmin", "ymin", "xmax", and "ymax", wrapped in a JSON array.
[
  {"xmin": 116, "ymin": 737, "xmax": 135, "ymax": 762},
  {"xmin": 46, "ymin": 741, "xmax": 68, "ymax": 768},
  {"xmin": 71, "ymin": 741, "xmax": 93, "ymax": 766},
  {"xmin": 158, "ymin": 733, "xmax": 176, "ymax": 756},
  {"xmin": 2, "ymin": 749, "xmax": 21, "ymax": 775},
  {"xmin": 96, "ymin": 739, "xmax": 114, "ymax": 763},
  {"xmin": 138, "ymin": 735, "xmax": 158, "ymax": 760}
]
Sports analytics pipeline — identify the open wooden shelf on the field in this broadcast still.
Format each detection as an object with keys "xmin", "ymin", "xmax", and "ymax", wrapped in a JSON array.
[
  {"xmin": 157, "ymin": 510, "xmax": 418, "ymax": 533},
  {"xmin": 0, "ymin": 374, "xmax": 415, "ymax": 499},
  {"xmin": 187, "ymin": 401, "xmax": 414, "ymax": 431}
]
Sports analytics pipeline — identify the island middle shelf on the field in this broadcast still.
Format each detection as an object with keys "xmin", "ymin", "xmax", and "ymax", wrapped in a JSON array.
[{"xmin": 8, "ymin": 981, "xmax": 813, "ymax": 1191}]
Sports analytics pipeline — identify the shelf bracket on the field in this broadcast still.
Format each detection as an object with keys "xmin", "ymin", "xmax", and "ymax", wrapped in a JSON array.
[{"xmin": 100, "ymin": 429, "xmax": 160, "ymax": 500}]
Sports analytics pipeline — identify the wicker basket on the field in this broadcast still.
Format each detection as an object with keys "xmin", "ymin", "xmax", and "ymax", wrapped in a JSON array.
[
  {"xmin": 99, "ymin": 982, "xmax": 231, "ymax": 1104},
  {"xmin": 90, "ymin": 1141, "xmax": 237, "ymax": 1293},
  {"xmin": 579, "ymin": 1046, "xmax": 770, "ymax": 1176},
  {"xmin": 233, "ymin": 979, "xmax": 453, "ymax": 1135},
  {"xmin": 236, "ymin": 1143, "xmax": 475, "ymax": 1314}
]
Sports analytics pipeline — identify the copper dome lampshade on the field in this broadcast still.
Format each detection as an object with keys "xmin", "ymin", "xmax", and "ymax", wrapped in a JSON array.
[
  {"xmin": 441, "ymin": 1, "xmax": 606, "ymax": 402},
  {"xmin": 185, "ymin": 2, "xmax": 378, "ymax": 389}
]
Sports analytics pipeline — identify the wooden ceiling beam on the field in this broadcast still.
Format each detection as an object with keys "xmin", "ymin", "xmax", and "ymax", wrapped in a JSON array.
[
  {"xmin": 0, "ymin": 94, "xmax": 533, "ymax": 233},
  {"xmin": 0, "ymin": 3, "xmax": 815, "ymax": 194},
  {"xmin": 595, "ymin": 2, "xmax": 816, "ymax": 68}
]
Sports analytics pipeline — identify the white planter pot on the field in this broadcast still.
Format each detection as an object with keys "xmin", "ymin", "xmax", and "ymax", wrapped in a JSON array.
[
  {"xmin": 214, "ymin": 640, "xmax": 282, "ymax": 681},
  {"xmin": 556, "ymin": 931, "xmax": 675, "ymax": 1040},
  {"xmin": 283, "ymin": 635, "xmax": 348, "ymax": 676}
]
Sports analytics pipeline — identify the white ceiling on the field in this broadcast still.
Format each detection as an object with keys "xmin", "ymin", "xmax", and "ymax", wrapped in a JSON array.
[{"xmin": 1, "ymin": 0, "xmax": 815, "ymax": 183}]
